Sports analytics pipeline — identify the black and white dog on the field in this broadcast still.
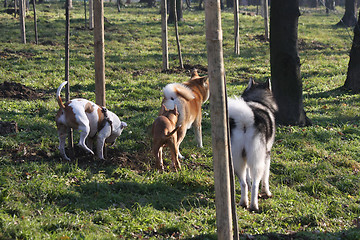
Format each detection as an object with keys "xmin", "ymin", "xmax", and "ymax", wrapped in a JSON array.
[{"xmin": 228, "ymin": 78, "xmax": 278, "ymax": 212}]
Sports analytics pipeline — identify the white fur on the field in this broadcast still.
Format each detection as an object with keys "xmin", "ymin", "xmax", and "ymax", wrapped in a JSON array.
[
  {"xmin": 56, "ymin": 82, "xmax": 127, "ymax": 161},
  {"xmin": 228, "ymin": 97, "xmax": 272, "ymax": 211}
]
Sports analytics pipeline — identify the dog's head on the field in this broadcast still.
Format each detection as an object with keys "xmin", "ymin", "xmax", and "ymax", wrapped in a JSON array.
[
  {"xmin": 161, "ymin": 104, "xmax": 179, "ymax": 123},
  {"xmin": 242, "ymin": 78, "xmax": 278, "ymax": 112},
  {"xmin": 187, "ymin": 69, "xmax": 210, "ymax": 102},
  {"xmin": 106, "ymin": 119, "xmax": 127, "ymax": 145}
]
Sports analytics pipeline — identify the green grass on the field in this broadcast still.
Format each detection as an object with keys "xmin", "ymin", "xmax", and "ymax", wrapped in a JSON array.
[{"xmin": 0, "ymin": 2, "xmax": 359, "ymax": 239}]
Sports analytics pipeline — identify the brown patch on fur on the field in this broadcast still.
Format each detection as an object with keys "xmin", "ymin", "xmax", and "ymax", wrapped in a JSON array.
[
  {"xmin": 97, "ymin": 107, "xmax": 105, "ymax": 130},
  {"xmin": 64, "ymin": 103, "xmax": 78, "ymax": 129},
  {"xmin": 85, "ymin": 102, "xmax": 95, "ymax": 113}
]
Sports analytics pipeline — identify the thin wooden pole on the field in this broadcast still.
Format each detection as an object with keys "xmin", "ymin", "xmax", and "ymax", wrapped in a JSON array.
[
  {"xmin": 89, "ymin": 0, "xmax": 94, "ymax": 29},
  {"xmin": 94, "ymin": 0, "xmax": 106, "ymax": 107},
  {"xmin": 32, "ymin": 0, "xmax": 38, "ymax": 44},
  {"xmin": 205, "ymin": 0, "xmax": 235, "ymax": 238},
  {"xmin": 173, "ymin": 0, "xmax": 183, "ymax": 69},
  {"xmin": 65, "ymin": 0, "xmax": 74, "ymax": 157},
  {"xmin": 234, "ymin": 0, "xmax": 240, "ymax": 55},
  {"xmin": 84, "ymin": 0, "xmax": 87, "ymax": 28},
  {"xmin": 19, "ymin": 0, "xmax": 26, "ymax": 43},
  {"xmin": 161, "ymin": 0, "xmax": 169, "ymax": 71},
  {"xmin": 263, "ymin": 0, "xmax": 269, "ymax": 40}
]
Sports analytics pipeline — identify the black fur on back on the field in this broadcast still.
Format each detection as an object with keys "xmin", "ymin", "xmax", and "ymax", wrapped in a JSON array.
[{"xmin": 241, "ymin": 79, "xmax": 278, "ymax": 143}]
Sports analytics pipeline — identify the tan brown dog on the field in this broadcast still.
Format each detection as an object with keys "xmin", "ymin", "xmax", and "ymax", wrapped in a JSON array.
[
  {"xmin": 161, "ymin": 69, "xmax": 209, "ymax": 159},
  {"xmin": 152, "ymin": 105, "xmax": 181, "ymax": 171}
]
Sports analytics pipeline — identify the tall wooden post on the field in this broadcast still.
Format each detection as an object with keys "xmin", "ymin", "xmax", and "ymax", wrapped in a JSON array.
[
  {"xmin": 32, "ymin": 0, "xmax": 38, "ymax": 44},
  {"xmin": 161, "ymin": 0, "xmax": 169, "ymax": 71},
  {"xmin": 205, "ymin": 0, "xmax": 237, "ymax": 238},
  {"xmin": 94, "ymin": 0, "xmax": 106, "ymax": 107}
]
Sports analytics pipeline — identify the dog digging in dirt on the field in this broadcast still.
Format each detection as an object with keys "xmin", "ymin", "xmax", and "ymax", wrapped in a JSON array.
[
  {"xmin": 160, "ymin": 69, "xmax": 210, "ymax": 160},
  {"xmin": 151, "ymin": 105, "xmax": 181, "ymax": 171},
  {"xmin": 55, "ymin": 81, "xmax": 127, "ymax": 161},
  {"xmin": 228, "ymin": 78, "xmax": 278, "ymax": 212}
]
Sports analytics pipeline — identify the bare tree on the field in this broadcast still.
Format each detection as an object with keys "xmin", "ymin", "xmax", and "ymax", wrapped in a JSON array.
[
  {"xmin": 234, "ymin": 0, "xmax": 240, "ymax": 55},
  {"xmin": 337, "ymin": 0, "xmax": 357, "ymax": 27},
  {"xmin": 89, "ymin": 0, "xmax": 94, "ymax": 29},
  {"xmin": 161, "ymin": 0, "xmax": 169, "ymax": 70},
  {"xmin": 19, "ymin": 0, "xmax": 26, "ymax": 43},
  {"xmin": 263, "ymin": 0, "xmax": 269, "ymax": 40},
  {"xmin": 31, "ymin": 0, "xmax": 38, "ymax": 44},
  {"xmin": 343, "ymin": 10, "xmax": 360, "ymax": 92},
  {"xmin": 270, "ymin": 0, "xmax": 311, "ymax": 126},
  {"xmin": 173, "ymin": 0, "xmax": 183, "ymax": 68},
  {"xmin": 168, "ymin": 0, "xmax": 183, "ymax": 23}
]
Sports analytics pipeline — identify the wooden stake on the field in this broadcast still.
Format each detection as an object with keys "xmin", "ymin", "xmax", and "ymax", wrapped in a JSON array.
[
  {"xmin": 161, "ymin": 0, "xmax": 169, "ymax": 71},
  {"xmin": 94, "ymin": 0, "xmax": 106, "ymax": 107},
  {"xmin": 205, "ymin": 0, "xmax": 237, "ymax": 238},
  {"xmin": 65, "ymin": 0, "xmax": 74, "ymax": 157}
]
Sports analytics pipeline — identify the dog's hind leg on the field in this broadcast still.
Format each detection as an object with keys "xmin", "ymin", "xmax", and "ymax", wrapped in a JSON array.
[
  {"xmin": 193, "ymin": 116, "xmax": 203, "ymax": 148},
  {"xmin": 155, "ymin": 146, "xmax": 164, "ymax": 170},
  {"xmin": 169, "ymin": 140, "xmax": 181, "ymax": 171},
  {"xmin": 248, "ymin": 149, "xmax": 266, "ymax": 212},
  {"xmin": 78, "ymin": 124, "xmax": 95, "ymax": 156},
  {"xmin": 57, "ymin": 125, "xmax": 71, "ymax": 161},
  {"xmin": 176, "ymin": 126, "xmax": 187, "ymax": 159},
  {"xmin": 260, "ymin": 151, "xmax": 272, "ymax": 198}
]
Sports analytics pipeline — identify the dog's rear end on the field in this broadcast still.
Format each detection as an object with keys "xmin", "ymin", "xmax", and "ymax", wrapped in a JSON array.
[{"xmin": 152, "ymin": 105, "xmax": 181, "ymax": 171}]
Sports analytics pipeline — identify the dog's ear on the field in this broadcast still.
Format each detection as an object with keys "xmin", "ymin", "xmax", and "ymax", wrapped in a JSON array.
[
  {"xmin": 191, "ymin": 69, "xmax": 199, "ymax": 79},
  {"xmin": 161, "ymin": 104, "xmax": 168, "ymax": 112},
  {"xmin": 246, "ymin": 78, "xmax": 255, "ymax": 90},
  {"xmin": 265, "ymin": 78, "xmax": 272, "ymax": 91}
]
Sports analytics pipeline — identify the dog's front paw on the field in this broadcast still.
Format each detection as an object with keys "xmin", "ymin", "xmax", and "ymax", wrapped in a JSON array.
[{"xmin": 178, "ymin": 153, "xmax": 185, "ymax": 159}]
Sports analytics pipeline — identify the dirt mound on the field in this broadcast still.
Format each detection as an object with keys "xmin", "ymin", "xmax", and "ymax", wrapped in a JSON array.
[{"xmin": 0, "ymin": 81, "xmax": 47, "ymax": 100}]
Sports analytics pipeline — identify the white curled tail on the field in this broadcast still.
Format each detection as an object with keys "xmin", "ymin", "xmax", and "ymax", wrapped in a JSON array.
[{"xmin": 56, "ymin": 81, "xmax": 68, "ymax": 109}]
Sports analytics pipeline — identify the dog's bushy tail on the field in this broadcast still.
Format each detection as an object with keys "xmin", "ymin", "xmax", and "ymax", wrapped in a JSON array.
[
  {"xmin": 163, "ymin": 83, "xmax": 195, "ymax": 101},
  {"xmin": 165, "ymin": 124, "xmax": 181, "ymax": 138},
  {"xmin": 56, "ymin": 81, "xmax": 68, "ymax": 109}
]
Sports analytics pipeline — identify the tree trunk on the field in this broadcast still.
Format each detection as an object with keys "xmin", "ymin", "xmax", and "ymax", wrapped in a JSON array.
[
  {"xmin": 168, "ymin": 0, "xmax": 182, "ymax": 23},
  {"xmin": 161, "ymin": 0, "xmax": 169, "ymax": 71},
  {"xmin": 337, "ymin": 0, "xmax": 356, "ymax": 27},
  {"xmin": 205, "ymin": 0, "xmax": 238, "ymax": 238},
  {"xmin": 263, "ymin": 0, "xmax": 269, "ymax": 40},
  {"xmin": 94, "ymin": 0, "xmax": 106, "ymax": 107},
  {"xmin": 234, "ymin": 0, "xmax": 240, "ymax": 55},
  {"xmin": 19, "ymin": 0, "xmax": 26, "ymax": 44},
  {"xmin": 84, "ymin": 0, "xmax": 87, "ymax": 26},
  {"xmin": 270, "ymin": 0, "xmax": 311, "ymax": 126},
  {"xmin": 325, "ymin": 0, "xmax": 335, "ymax": 14},
  {"xmin": 343, "ymin": 10, "xmax": 360, "ymax": 92},
  {"xmin": 89, "ymin": 0, "xmax": 94, "ymax": 29},
  {"xmin": 32, "ymin": 0, "xmax": 38, "ymax": 44}
]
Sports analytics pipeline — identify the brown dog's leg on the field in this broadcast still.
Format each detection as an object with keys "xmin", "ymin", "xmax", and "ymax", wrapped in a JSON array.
[
  {"xmin": 176, "ymin": 126, "xmax": 187, "ymax": 159},
  {"xmin": 154, "ymin": 144, "xmax": 164, "ymax": 170},
  {"xmin": 169, "ymin": 139, "xmax": 181, "ymax": 171},
  {"xmin": 193, "ymin": 115, "xmax": 203, "ymax": 148}
]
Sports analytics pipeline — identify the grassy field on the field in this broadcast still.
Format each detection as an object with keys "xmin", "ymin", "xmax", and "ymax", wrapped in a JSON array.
[{"xmin": 0, "ymin": 2, "xmax": 359, "ymax": 239}]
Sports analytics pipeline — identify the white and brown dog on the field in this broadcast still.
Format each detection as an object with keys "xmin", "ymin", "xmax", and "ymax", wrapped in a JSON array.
[
  {"xmin": 55, "ymin": 81, "xmax": 127, "ymax": 161},
  {"xmin": 152, "ymin": 105, "xmax": 181, "ymax": 171},
  {"xmin": 161, "ymin": 69, "xmax": 209, "ymax": 159}
]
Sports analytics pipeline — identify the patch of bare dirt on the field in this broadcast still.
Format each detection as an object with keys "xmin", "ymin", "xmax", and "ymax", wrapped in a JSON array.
[
  {"xmin": 0, "ymin": 81, "xmax": 48, "ymax": 100},
  {"xmin": 0, "ymin": 48, "xmax": 35, "ymax": 59}
]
